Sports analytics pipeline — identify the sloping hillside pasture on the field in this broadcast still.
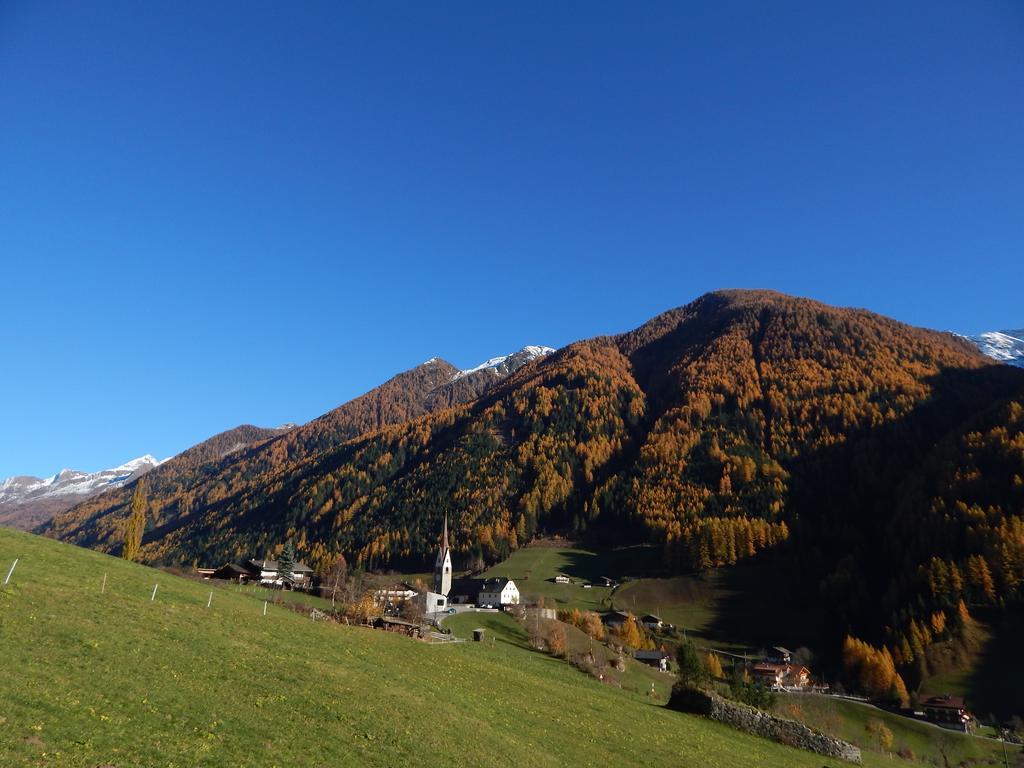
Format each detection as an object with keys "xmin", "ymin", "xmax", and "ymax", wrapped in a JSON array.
[
  {"xmin": 772, "ymin": 693, "xmax": 1021, "ymax": 766},
  {"xmin": 483, "ymin": 542, "xmax": 791, "ymax": 655},
  {"xmin": 1, "ymin": 528, "xmax": 876, "ymax": 767},
  {"xmin": 445, "ymin": 610, "xmax": 675, "ymax": 701}
]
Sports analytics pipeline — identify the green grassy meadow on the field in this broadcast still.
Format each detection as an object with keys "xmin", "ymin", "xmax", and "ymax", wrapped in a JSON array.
[
  {"xmin": 444, "ymin": 610, "xmax": 675, "ymax": 701},
  {"xmin": 1, "ymin": 527, "xmax": 881, "ymax": 768},
  {"xmin": 772, "ymin": 693, "xmax": 1021, "ymax": 767},
  {"xmin": 920, "ymin": 609, "xmax": 1024, "ymax": 722},
  {"xmin": 482, "ymin": 541, "xmax": 796, "ymax": 656},
  {"xmin": 480, "ymin": 542, "xmax": 624, "ymax": 612}
]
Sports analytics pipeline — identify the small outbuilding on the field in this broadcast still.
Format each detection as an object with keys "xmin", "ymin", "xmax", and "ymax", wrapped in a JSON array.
[{"xmin": 473, "ymin": 628, "xmax": 486, "ymax": 642}]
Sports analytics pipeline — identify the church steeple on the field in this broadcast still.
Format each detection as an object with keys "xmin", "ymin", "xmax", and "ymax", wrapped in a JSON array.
[{"xmin": 434, "ymin": 513, "xmax": 452, "ymax": 597}]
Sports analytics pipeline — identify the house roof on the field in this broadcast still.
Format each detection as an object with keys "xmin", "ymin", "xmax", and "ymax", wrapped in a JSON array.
[
  {"xmin": 640, "ymin": 614, "xmax": 662, "ymax": 622},
  {"xmin": 772, "ymin": 646, "xmax": 793, "ymax": 656},
  {"xmin": 634, "ymin": 650, "xmax": 669, "ymax": 660},
  {"xmin": 448, "ymin": 577, "xmax": 480, "ymax": 596},
  {"xmin": 214, "ymin": 563, "xmax": 252, "ymax": 576},
  {"xmin": 376, "ymin": 582, "xmax": 419, "ymax": 593},
  {"xmin": 249, "ymin": 559, "xmax": 313, "ymax": 573},
  {"xmin": 602, "ymin": 610, "xmax": 632, "ymax": 624},
  {"xmin": 923, "ymin": 695, "xmax": 967, "ymax": 710},
  {"xmin": 481, "ymin": 577, "xmax": 514, "ymax": 590}
]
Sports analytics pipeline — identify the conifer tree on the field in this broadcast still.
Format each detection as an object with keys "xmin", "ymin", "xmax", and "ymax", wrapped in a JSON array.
[
  {"xmin": 277, "ymin": 540, "xmax": 296, "ymax": 585},
  {"xmin": 676, "ymin": 639, "xmax": 708, "ymax": 689}
]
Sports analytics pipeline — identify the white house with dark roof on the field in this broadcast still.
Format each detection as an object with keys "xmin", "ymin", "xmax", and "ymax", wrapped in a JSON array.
[
  {"xmin": 478, "ymin": 577, "xmax": 520, "ymax": 607},
  {"xmin": 248, "ymin": 558, "xmax": 314, "ymax": 586}
]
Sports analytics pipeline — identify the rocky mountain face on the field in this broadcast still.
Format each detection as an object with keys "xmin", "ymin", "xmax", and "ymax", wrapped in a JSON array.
[{"xmin": 0, "ymin": 456, "xmax": 161, "ymax": 531}]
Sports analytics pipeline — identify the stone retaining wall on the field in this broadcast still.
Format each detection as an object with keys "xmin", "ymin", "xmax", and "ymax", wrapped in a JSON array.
[{"xmin": 668, "ymin": 686, "xmax": 862, "ymax": 764}]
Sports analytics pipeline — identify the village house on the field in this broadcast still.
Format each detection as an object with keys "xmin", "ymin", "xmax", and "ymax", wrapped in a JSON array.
[
  {"xmin": 633, "ymin": 649, "xmax": 670, "ymax": 672},
  {"xmin": 373, "ymin": 582, "xmax": 420, "ymax": 612},
  {"xmin": 921, "ymin": 695, "xmax": 973, "ymax": 731},
  {"xmin": 448, "ymin": 577, "xmax": 480, "ymax": 605},
  {"xmin": 602, "ymin": 609, "xmax": 632, "ymax": 630},
  {"xmin": 478, "ymin": 577, "xmax": 520, "ymax": 607},
  {"xmin": 639, "ymin": 613, "xmax": 663, "ymax": 631},
  {"xmin": 786, "ymin": 665, "xmax": 810, "ymax": 688},
  {"xmin": 750, "ymin": 662, "xmax": 811, "ymax": 690},
  {"xmin": 210, "ymin": 563, "xmax": 256, "ymax": 583},
  {"xmin": 248, "ymin": 558, "xmax": 314, "ymax": 587},
  {"xmin": 751, "ymin": 663, "xmax": 787, "ymax": 688},
  {"xmin": 554, "ymin": 574, "xmax": 571, "ymax": 584}
]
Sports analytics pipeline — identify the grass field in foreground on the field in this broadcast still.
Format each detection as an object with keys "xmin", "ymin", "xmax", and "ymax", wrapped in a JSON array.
[{"xmin": 2, "ymin": 527, "xmax": 879, "ymax": 768}]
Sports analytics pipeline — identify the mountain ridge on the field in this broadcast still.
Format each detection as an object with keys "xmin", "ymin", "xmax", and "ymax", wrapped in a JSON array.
[
  {"xmin": 44, "ymin": 345, "xmax": 555, "ymax": 549},
  {"xmin": 42, "ymin": 290, "xmax": 1024, "ymax": 697},
  {"xmin": 0, "ymin": 454, "xmax": 162, "ymax": 531}
]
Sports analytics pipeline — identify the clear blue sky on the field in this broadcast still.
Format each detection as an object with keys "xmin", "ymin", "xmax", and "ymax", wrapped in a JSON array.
[{"xmin": 1, "ymin": 2, "xmax": 1022, "ymax": 478}]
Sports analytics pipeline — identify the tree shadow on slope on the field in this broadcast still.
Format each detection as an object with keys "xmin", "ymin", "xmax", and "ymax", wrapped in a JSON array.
[{"xmin": 703, "ymin": 363, "xmax": 1024, "ymax": 675}]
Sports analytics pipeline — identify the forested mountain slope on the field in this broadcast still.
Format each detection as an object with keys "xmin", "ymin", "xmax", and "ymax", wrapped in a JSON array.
[
  {"xmin": 46, "ymin": 290, "xmax": 1024, "ymax": 693},
  {"xmin": 44, "ymin": 352, "xmax": 547, "ymax": 552}
]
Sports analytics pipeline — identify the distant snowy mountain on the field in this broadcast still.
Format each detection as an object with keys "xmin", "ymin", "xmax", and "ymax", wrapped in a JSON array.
[
  {"xmin": 963, "ymin": 330, "xmax": 1024, "ymax": 368},
  {"xmin": 452, "ymin": 345, "xmax": 556, "ymax": 381},
  {"xmin": 0, "ymin": 455, "xmax": 162, "ymax": 531}
]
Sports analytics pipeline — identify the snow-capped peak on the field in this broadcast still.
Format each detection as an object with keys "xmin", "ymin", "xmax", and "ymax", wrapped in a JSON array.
[
  {"xmin": 452, "ymin": 345, "xmax": 556, "ymax": 381},
  {"xmin": 113, "ymin": 455, "xmax": 162, "ymax": 473},
  {"xmin": 0, "ymin": 454, "xmax": 164, "ymax": 507},
  {"xmin": 961, "ymin": 329, "xmax": 1024, "ymax": 368}
]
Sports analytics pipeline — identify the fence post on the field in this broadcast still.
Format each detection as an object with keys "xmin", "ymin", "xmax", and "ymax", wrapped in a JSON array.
[
  {"xmin": 3, "ymin": 558, "xmax": 18, "ymax": 585},
  {"xmin": 263, "ymin": 600, "xmax": 268, "ymax": 616}
]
